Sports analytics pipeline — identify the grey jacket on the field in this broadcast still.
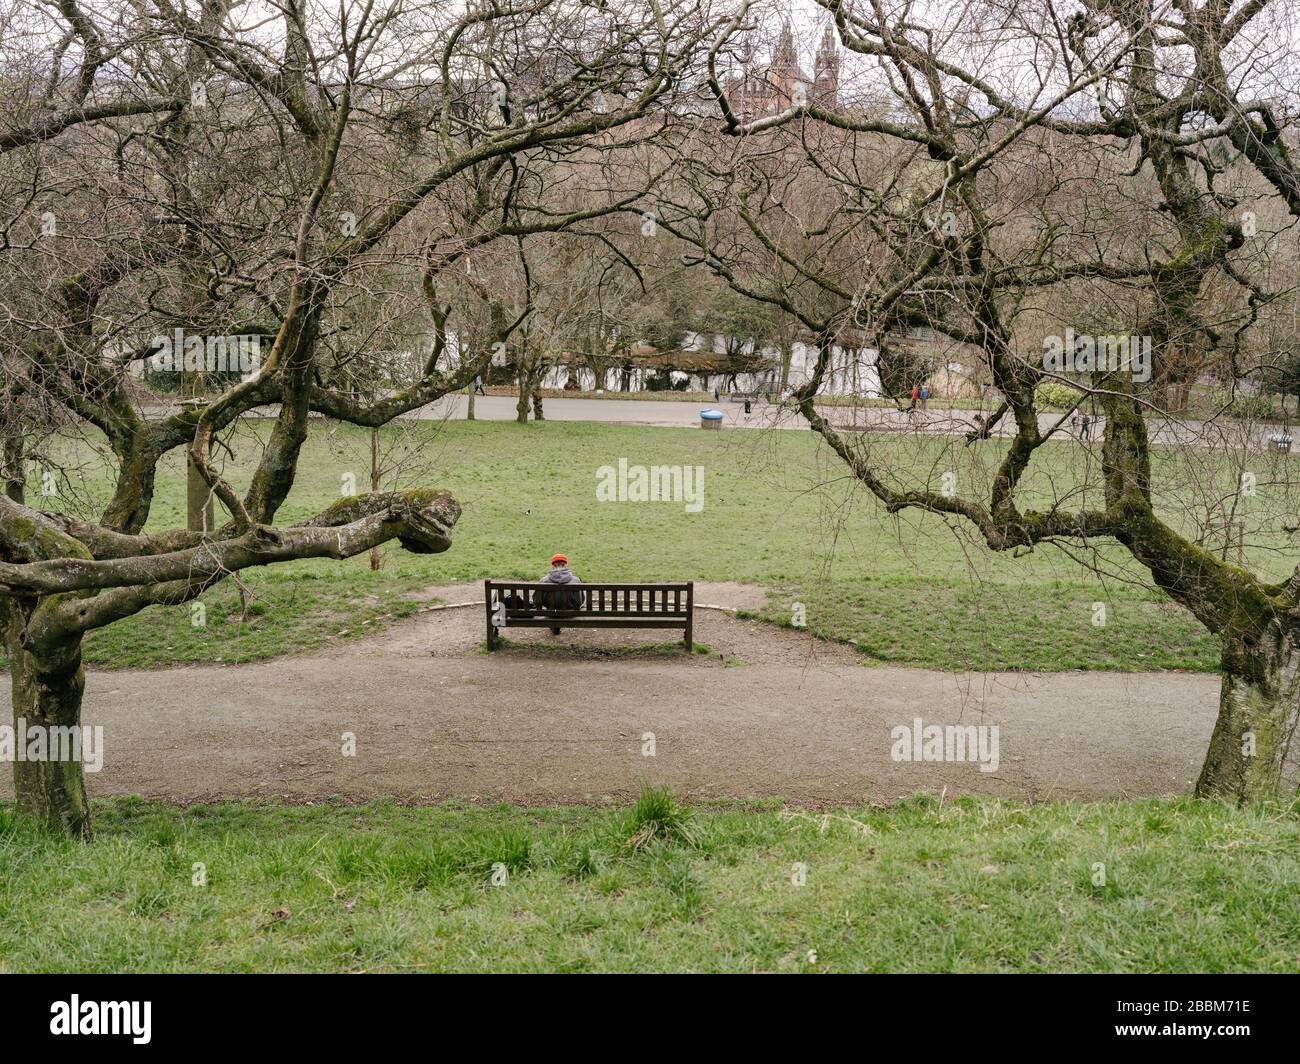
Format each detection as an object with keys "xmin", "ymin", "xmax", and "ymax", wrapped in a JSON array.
[{"xmin": 538, "ymin": 567, "xmax": 584, "ymax": 609}]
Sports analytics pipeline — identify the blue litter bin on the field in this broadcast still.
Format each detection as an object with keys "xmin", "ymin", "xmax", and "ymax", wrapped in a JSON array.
[{"xmin": 700, "ymin": 408, "xmax": 724, "ymax": 430}]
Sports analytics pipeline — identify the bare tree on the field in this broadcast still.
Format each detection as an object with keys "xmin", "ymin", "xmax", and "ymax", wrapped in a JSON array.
[
  {"xmin": 669, "ymin": 0, "xmax": 1300, "ymax": 801},
  {"xmin": 0, "ymin": 0, "xmax": 733, "ymax": 835}
]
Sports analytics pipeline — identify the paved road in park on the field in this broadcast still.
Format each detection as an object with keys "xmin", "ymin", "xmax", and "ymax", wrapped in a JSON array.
[
  {"xmin": 148, "ymin": 393, "xmax": 1292, "ymax": 450},
  {"xmin": 431, "ymin": 394, "xmax": 1290, "ymax": 449},
  {"xmin": 0, "ymin": 584, "xmax": 1235, "ymax": 807}
]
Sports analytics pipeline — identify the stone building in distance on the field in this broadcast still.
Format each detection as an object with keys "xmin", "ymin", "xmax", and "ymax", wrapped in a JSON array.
[{"xmin": 727, "ymin": 22, "xmax": 840, "ymax": 117}]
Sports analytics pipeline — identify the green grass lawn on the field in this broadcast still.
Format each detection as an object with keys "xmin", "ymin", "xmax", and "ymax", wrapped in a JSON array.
[
  {"xmin": 2, "ymin": 792, "xmax": 1296, "ymax": 973},
  {"xmin": 26, "ymin": 415, "xmax": 1300, "ymax": 672},
  {"xmin": 10, "ymin": 421, "xmax": 1300, "ymax": 974}
]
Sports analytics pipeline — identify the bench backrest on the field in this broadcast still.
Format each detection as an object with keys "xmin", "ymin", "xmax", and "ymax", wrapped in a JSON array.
[{"xmin": 486, "ymin": 581, "xmax": 692, "ymax": 618}]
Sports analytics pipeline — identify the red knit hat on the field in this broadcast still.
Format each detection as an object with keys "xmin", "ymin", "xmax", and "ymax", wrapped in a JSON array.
[{"xmin": 550, "ymin": 553, "xmax": 568, "ymax": 565}]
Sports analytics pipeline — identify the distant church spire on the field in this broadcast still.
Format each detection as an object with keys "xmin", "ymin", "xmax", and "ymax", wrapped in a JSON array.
[
  {"xmin": 813, "ymin": 23, "xmax": 840, "ymax": 106},
  {"xmin": 773, "ymin": 22, "xmax": 798, "ymax": 70},
  {"xmin": 769, "ymin": 22, "xmax": 804, "ymax": 107}
]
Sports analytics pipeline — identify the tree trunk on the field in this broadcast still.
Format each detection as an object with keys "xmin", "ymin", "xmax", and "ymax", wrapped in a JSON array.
[
  {"xmin": 181, "ymin": 375, "xmax": 215, "ymax": 533},
  {"xmin": 466, "ymin": 381, "xmax": 475, "ymax": 421},
  {"xmin": 1197, "ymin": 625, "xmax": 1300, "ymax": 803},
  {"xmin": 369, "ymin": 427, "xmax": 383, "ymax": 572},
  {"xmin": 3, "ymin": 430, "xmax": 23, "ymax": 504},
  {"xmin": 515, "ymin": 372, "xmax": 530, "ymax": 422},
  {"xmin": 186, "ymin": 456, "xmax": 215, "ymax": 532},
  {"xmin": 1, "ymin": 601, "xmax": 91, "ymax": 838},
  {"xmin": 532, "ymin": 390, "xmax": 544, "ymax": 421}
]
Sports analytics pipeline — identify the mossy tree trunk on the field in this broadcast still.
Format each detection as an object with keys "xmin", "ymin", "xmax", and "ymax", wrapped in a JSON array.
[
  {"xmin": 1, "ymin": 599, "xmax": 91, "ymax": 839},
  {"xmin": 1198, "ymin": 625, "xmax": 1300, "ymax": 802}
]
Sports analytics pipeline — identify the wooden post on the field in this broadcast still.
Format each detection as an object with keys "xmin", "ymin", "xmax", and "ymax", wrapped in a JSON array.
[
  {"xmin": 484, "ymin": 579, "xmax": 495, "ymax": 650},
  {"xmin": 684, "ymin": 581, "xmax": 694, "ymax": 654}
]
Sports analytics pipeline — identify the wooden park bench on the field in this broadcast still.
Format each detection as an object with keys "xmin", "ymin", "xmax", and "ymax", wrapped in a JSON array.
[{"xmin": 484, "ymin": 580, "xmax": 694, "ymax": 653}]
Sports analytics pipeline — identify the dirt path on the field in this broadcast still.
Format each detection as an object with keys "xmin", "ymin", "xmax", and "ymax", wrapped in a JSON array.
[{"xmin": 1, "ymin": 582, "xmax": 1224, "ymax": 806}]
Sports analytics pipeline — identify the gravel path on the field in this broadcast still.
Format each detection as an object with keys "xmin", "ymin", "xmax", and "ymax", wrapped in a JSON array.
[{"xmin": 0, "ymin": 582, "xmax": 1224, "ymax": 806}]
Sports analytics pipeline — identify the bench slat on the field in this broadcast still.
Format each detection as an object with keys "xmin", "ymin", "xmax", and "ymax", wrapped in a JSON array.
[
  {"xmin": 502, "ymin": 617, "xmax": 687, "ymax": 630},
  {"xmin": 495, "ymin": 606, "xmax": 691, "ymax": 618}
]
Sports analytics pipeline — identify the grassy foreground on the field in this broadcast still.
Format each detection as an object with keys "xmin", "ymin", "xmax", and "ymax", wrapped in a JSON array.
[
  {"xmin": 1, "ymin": 793, "xmax": 1297, "ymax": 973},
  {"xmin": 29, "ymin": 416, "xmax": 1285, "ymax": 673}
]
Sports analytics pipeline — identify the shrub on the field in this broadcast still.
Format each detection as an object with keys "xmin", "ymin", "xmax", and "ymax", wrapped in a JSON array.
[
  {"xmin": 1034, "ymin": 381, "xmax": 1081, "ymax": 411},
  {"xmin": 1227, "ymin": 392, "xmax": 1277, "ymax": 420},
  {"xmin": 1198, "ymin": 391, "xmax": 1276, "ymax": 420}
]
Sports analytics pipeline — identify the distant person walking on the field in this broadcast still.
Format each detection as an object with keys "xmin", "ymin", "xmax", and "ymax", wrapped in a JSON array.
[
  {"xmin": 473, "ymin": 374, "xmax": 486, "ymax": 396},
  {"xmin": 919, "ymin": 385, "xmax": 929, "ymax": 412},
  {"xmin": 1080, "ymin": 412, "xmax": 1092, "ymax": 440},
  {"xmin": 908, "ymin": 383, "xmax": 919, "ymax": 414}
]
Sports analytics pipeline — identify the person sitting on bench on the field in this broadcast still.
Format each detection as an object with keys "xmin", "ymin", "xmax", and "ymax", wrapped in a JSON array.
[{"xmin": 538, "ymin": 553, "xmax": 584, "ymax": 634}]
